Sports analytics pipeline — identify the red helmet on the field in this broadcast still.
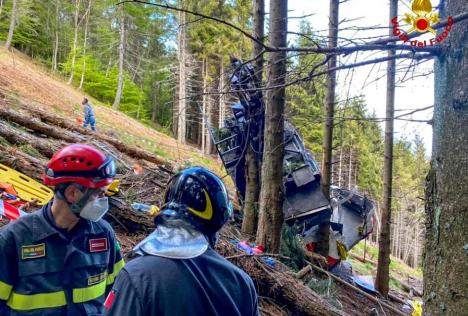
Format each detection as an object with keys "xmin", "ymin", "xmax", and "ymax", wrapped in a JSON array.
[{"xmin": 43, "ymin": 144, "xmax": 116, "ymax": 188}]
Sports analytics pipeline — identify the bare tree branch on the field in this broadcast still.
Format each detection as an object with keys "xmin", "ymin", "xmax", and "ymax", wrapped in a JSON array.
[
  {"xmin": 117, "ymin": 0, "xmax": 267, "ymax": 49},
  {"xmin": 118, "ymin": 0, "xmax": 468, "ymax": 56}
]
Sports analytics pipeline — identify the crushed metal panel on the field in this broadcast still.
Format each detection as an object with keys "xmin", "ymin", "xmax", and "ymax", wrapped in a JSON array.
[
  {"xmin": 283, "ymin": 179, "xmax": 331, "ymax": 221},
  {"xmin": 330, "ymin": 187, "xmax": 375, "ymax": 250},
  {"xmin": 292, "ymin": 165, "xmax": 315, "ymax": 187}
]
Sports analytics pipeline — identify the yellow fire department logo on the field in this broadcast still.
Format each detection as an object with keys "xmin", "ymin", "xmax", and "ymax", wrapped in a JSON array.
[
  {"xmin": 391, "ymin": 0, "xmax": 453, "ymax": 47},
  {"xmin": 403, "ymin": 0, "xmax": 439, "ymax": 34}
]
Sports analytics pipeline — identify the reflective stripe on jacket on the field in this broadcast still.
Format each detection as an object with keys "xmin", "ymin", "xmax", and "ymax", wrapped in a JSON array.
[{"xmin": 0, "ymin": 202, "xmax": 124, "ymax": 315}]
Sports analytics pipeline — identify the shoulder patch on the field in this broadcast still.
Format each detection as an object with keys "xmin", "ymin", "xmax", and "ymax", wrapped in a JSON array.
[
  {"xmin": 21, "ymin": 243, "xmax": 46, "ymax": 260},
  {"xmin": 89, "ymin": 238, "xmax": 108, "ymax": 253},
  {"xmin": 88, "ymin": 271, "xmax": 108, "ymax": 285}
]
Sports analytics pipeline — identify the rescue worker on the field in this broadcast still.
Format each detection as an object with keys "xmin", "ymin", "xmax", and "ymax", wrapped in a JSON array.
[
  {"xmin": 104, "ymin": 167, "xmax": 259, "ymax": 316},
  {"xmin": 82, "ymin": 98, "xmax": 96, "ymax": 131},
  {"xmin": 0, "ymin": 144, "xmax": 125, "ymax": 315}
]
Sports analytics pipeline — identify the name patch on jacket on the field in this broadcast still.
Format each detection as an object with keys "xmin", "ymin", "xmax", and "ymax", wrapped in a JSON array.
[
  {"xmin": 22, "ymin": 243, "xmax": 46, "ymax": 260},
  {"xmin": 88, "ymin": 271, "xmax": 108, "ymax": 285},
  {"xmin": 89, "ymin": 238, "xmax": 108, "ymax": 253}
]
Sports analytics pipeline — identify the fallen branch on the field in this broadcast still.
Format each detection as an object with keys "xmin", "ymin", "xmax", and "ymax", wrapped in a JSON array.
[
  {"xmin": 23, "ymin": 106, "xmax": 172, "ymax": 169},
  {"xmin": 230, "ymin": 256, "xmax": 344, "ymax": 316},
  {"xmin": 0, "ymin": 144, "xmax": 47, "ymax": 181},
  {"xmin": 0, "ymin": 120, "xmax": 62, "ymax": 158},
  {"xmin": 349, "ymin": 252, "xmax": 378, "ymax": 266},
  {"xmin": 305, "ymin": 263, "xmax": 407, "ymax": 316},
  {"xmin": 225, "ymin": 253, "xmax": 291, "ymax": 260},
  {"xmin": 400, "ymin": 280, "xmax": 423, "ymax": 297},
  {"xmin": 0, "ymin": 107, "xmax": 81, "ymax": 143}
]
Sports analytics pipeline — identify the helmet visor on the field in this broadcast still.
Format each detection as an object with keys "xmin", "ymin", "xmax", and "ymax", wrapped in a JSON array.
[{"xmin": 96, "ymin": 157, "xmax": 116, "ymax": 179}]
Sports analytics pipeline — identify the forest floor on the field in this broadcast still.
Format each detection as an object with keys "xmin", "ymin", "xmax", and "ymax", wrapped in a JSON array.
[
  {"xmin": 0, "ymin": 47, "xmax": 221, "ymax": 172},
  {"xmin": 0, "ymin": 47, "xmax": 422, "ymax": 315}
]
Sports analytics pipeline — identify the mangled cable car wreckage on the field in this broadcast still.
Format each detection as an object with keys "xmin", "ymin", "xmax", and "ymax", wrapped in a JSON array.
[{"xmin": 211, "ymin": 59, "xmax": 375, "ymax": 266}]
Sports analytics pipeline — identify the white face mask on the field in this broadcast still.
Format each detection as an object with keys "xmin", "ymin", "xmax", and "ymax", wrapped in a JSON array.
[{"xmin": 79, "ymin": 197, "xmax": 109, "ymax": 222}]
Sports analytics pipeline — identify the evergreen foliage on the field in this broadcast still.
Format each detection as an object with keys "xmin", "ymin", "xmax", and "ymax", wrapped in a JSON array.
[{"xmin": 0, "ymin": 0, "xmax": 429, "ymax": 267}]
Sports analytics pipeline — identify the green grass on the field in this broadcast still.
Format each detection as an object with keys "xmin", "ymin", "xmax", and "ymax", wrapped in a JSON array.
[
  {"xmin": 349, "ymin": 240, "xmax": 423, "ymax": 292},
  {"xmin": 349, "ymin": 259, "xmax": 374, "ymax": 275},
  {"xmin": 390, "ymin": 277, "xmax": 403, "ymax": 291},
  {"xmin": 352, "ymin": 240, "xmax": 378, "ymax": 260},
  {"xmin": 153, "ymin": 147, "xmax": 172, "ymax": 159}
]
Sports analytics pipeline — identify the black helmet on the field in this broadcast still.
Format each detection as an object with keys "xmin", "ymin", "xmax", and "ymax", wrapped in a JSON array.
[{"xmin": 160, "ymin": 167, "xmax": 232, "ymax": 237}]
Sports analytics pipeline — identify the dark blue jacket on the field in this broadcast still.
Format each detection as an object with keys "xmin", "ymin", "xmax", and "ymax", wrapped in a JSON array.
[
  {"xmin": 104, "ymin": 248, "xmax": 259, "ymax": 316},
  {"xmin": 0, "ymin": 203, "xmax": 124, "ymax": 315}
]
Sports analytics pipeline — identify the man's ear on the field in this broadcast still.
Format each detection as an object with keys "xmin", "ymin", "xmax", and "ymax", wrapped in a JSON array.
[{"xmin": 64, "ymin": 185, "xmax": 82, "ymax": 204}]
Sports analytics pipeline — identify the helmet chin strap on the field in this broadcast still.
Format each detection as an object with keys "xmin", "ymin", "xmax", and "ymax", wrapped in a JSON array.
[{"xmin": 57, "ymin": 185, "xmax": 96, "ymax": 217}]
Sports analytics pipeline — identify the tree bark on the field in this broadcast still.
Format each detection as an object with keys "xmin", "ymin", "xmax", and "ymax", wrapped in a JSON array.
[
  {"xmin": 151, "ymin": 83, "xmax": 160, "ymax": 123},
  {"xmin": 176, "ymin": 9, "xmax": 187, "ymax": 144},
  {"xmin": 113, "ymin": 7, "xmax": 125, "ymax": 110},
  {"xmin": 375, "ymin": 0, "xmax": 397, "ymax": 297},
  {"xmin": 348, "ymin": 148, "xmax": 352, "ymax": 189},
  {"xmin": 241, "ymin": 0, "xmax": 264, "ymax": 237},
  {"xmin": 338, "ymin": 147, "xmax": 343, "ymax": 186},
  {"xmin": 424, "ymin": 0, "xmax": 468, "ymax": 314},
  {"xmin": 255, "ymin": 0, "xmax": 287, "ymax": 253},
  {"xmin": 413, "ymin": 230, "xmax": 418, "ymax": 268},
  {"xmin": 321, "ymin": 0, "xmax": 339, "ymax": 199},
  {"xmin": 0, "ymin": 106, "xmax": 172, "ymax": 168},
  {"xmin": 218, "ymin": 59, "xmax": 225, "ymax": 129},
  {"xmin": 201, "ymin": 57, "xmax": 207, "ymax": 153},
  {"xmin": 0, "ymin": 145, "xmax": 47, "ymax": 181},
  {"xmin": 5, "ymin": 0, "xmax": 18, "ymax": 50},
  {"xmin": 52, "ymin": 0, "xmax": 60, "ymax": 72},
  {"xmin": 230, "ymin": 257, "xmax": 342, "ymax": 316},
  {"xmin": 79, "ymin": 0, "xmax": 92, "ymax": 90},
  {"xmin": 0, "ymin": 0, "xmax": 4, "ymax": 19},
  {"xmin": 67, "ymin": 0, "xmax": 81, "ymax": 85},
  {"xmin": 205, "ymin": 65, "xmax": 212, "ymax": 154},
  {"xmin": 317, "ymin": 0, "xmax": 339, "ymax": 257}
]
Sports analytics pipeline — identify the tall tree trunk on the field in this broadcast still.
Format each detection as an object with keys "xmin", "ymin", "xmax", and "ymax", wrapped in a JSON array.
[
  {"xmin": 201, "ymin": 57, "xmax": 207, "ymax": 153},
  {"xmin": 413, "ymin": 230, "xmax": 418, "ymax": 268},
  {"xmin": 374, "ymin": 201, "xmax": 381, "ymax": 245},
  {"xmin": 52, "ymin": 0, "xmax": 60, "ymax": 71},
  {"xmin": 375, "ymin": 0, "xmax": 397, "ymax": 297},
  {"xmin": 176, "ymin": 10, "xmax": 187, "ymax": 143},
  {"xmin": 255, "ymin": 0, "xmax": 287, "ymax": 253},
  {"xmin": 348, "ymin": 148, "xmax": 353, "ymax": 189},
  {"xmin": 218, "ymin": 59, "xmax": 225, "ymax": 128},
  {"xmin": 321, "ymin": 0, "xmax": 339, "ymax": 199},
  {"xmin": 67, "ymin": 0, "xmax": 81, "ymax": 85},
  {"xmin": 242, "ymin": 0, "xmax": 264, "ymax": 237},
  {"xmin": 0, "ymin": 0, "xmax": 4, "ymax": 19},
  {"xmin": 424, "ymin": 0, "xmax": 468, "ymax": 314},
  {"xmin": 338, "ymin": 147, "xmax": 343, "ymax": 186},
  {"xmin": 403, "ymin": 217, "xmax": 411, "ymax": 263},
  {"xmin": 206, "ymin": 83, "xmax": 213, "ymax": 154},
  {"xmin": 396, "ymin": 209, "xmax": 402, "ymax": 259},
  {"xmin": 151, "ymin": 83, "xmax": 160, "ymax": 123},
  {"xmin": 113, "ymin": 7, "xmax": 125, "ymax": 110},
  {"xmin": 105, "ymin": 55, "xmax": 112, "ymax": 78},
  {"xmin": 317, "ymin": 0, "xmax": 339, "ymax": 257},
  {"xmin": 79, "ymin": 0, "xmax": 92, "ymax": 90},
  {"xmin": 5, "ymin": 0, "xmax": 18, "ymax": 50}
]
